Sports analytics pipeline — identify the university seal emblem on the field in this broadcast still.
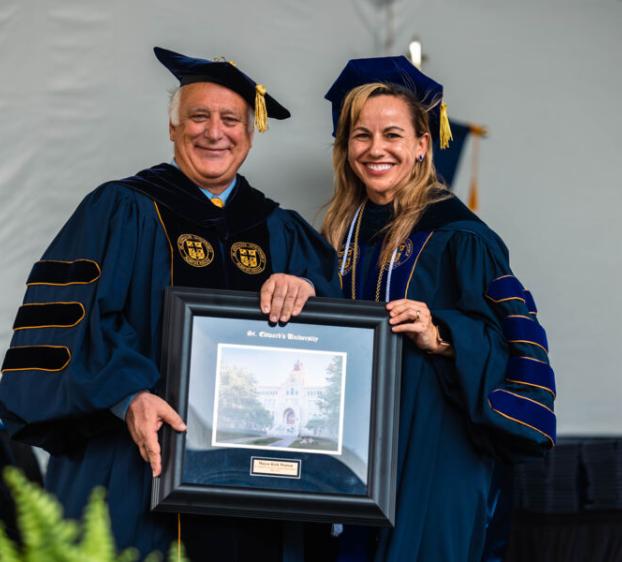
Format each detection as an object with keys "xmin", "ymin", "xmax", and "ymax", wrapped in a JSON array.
[
  {"xmin": 230, "ymin": 242, "xmax": 267, "ymax": 275},
  {"xmin": 386, "ymin": 238, "xmax": 414, "ymax": 269},
  {"xmin": 338, "ymin": 246, "xmax": 355, "ymax": 275},
  {"xmin": 177, "ymin": 234, "xmax": 214, "ymax": 268}
]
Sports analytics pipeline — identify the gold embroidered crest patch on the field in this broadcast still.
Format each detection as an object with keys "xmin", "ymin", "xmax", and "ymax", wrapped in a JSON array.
[
  {"xmin": 385, "ymin": 238, "xmax": 414, "ymax": 270},
  {"xmin": 338, "ymin": 246, "xmax": 355, "ymax": 275},
  {"xmin": 177, "ymin": 234, "xmax": 214, "ymax": 268},
  {"xmin": 230, "ymin": 242, "xmax": 267, "ymax": 275}
]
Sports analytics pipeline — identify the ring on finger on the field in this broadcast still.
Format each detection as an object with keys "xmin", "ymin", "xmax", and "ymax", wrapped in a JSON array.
[{"xmin": 414, "ymin": 310, "xmax": 421, "ymax": 322}]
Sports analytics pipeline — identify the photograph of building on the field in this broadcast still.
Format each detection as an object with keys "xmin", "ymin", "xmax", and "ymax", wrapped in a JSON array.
[{"xmin": 212, "ymin": 345, "xmax": 347, "ymax": 454}]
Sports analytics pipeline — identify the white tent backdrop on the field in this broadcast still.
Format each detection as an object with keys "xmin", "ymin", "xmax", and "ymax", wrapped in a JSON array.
[{"xmin": 1, "ymin": 0, "xmax": 620, "ymax": 435}]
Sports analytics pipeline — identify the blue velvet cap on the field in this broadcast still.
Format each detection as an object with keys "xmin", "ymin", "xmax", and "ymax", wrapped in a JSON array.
[
  {"xmin": 154, "ymin": 47, "xmax": 290, "ymax": 120},
  {"xmin": 324, "ymin": 56, "xmax": 445, "ymax": 139}
]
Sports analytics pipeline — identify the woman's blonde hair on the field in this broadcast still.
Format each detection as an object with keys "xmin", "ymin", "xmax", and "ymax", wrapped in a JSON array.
[{"xmin": 321, "ymin": 82, "xmax": 449, "ymax": 265}]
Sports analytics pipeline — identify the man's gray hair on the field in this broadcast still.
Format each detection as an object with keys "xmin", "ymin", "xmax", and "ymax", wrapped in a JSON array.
[
  {"xmin": 168, "ymin": 86, "xmax": 255, "ymax": 132},
  {"xmin": 168, "ymin": 88, "xmax": 183, "ymax": 127}
]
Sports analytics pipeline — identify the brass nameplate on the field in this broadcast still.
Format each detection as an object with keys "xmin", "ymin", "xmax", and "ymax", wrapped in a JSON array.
[{"xmin": 250, "ymin": 457, "xmax": 301, "ymax": 479}]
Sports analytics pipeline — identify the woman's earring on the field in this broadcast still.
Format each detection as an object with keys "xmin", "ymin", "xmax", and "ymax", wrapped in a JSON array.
[{"xmin": 417, "ymin": 154, "xmax": 424, "ymax": 162}]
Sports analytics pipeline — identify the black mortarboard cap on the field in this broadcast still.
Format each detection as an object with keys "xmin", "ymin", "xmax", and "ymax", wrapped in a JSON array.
[
  {"xmin": 154, "ymin": 46, "xmax": 290, "ymax": 132},
  {"xmin": 325, "ymin": 56, "xmax": 452, "ymax": 148}
]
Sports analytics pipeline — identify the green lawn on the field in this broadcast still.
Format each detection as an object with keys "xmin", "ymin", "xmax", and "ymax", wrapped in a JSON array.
[
  {"xmin": 244, "ymin": 437, "xmax": 282, "ymax": 446},
  {"xmin": 289, "ymin": 437, "xmax": 338, "ymax": 450},
  {"xmin": 216, "ymin": 429, "xmax": 264, "ymax": 441}
]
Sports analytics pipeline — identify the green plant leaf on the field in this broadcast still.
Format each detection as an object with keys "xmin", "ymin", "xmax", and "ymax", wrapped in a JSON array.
[
  {"xmin": 166, "ymin": 542, "xmax": 189, "ymax": 562},
  {"xmin": 115, "ymin": 547, "xmax": 139, "ymax": 562},
  {"xmin": 2, "ymin": 468, "xmax": 182, "ymax": 562},
  {"xmin": 80, "ymin": 487, "xmax": 115, "ymax": 561},
  {"xmin": 143, "ymin": 551, "xmax": 162, "ymax": 562},
  {"xmin": 4, "ymin": 466, "xmax": 79, "ymax": 556},
  {"xmin": 0, "ymin": 523, "xmax": 20, "ymax": 562}
]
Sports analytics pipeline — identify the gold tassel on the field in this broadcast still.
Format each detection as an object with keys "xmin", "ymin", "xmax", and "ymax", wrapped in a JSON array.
[
  {"xmin": 254, "ymin": 84, "xmax": 269, "ymax": 133},
  {"xmin": 468, "ymin": 133, "xmax": 480, "ymax": 211},
  {"xmin": 439, "ymin": 102, "xmax": 453, "ymax": 150}
]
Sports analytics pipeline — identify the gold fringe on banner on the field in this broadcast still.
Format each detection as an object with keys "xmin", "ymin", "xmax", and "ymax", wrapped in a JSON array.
[
  {"xmin": 468, "ymin": 132, "xmax": 481, "ymax": 212},
  {"xmin": 469, "ymin": 124, "xmax": 488, "ymax": 138}
]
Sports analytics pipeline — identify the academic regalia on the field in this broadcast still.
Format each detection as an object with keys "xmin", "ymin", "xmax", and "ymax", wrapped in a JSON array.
[
  {"xmin": 336, "ymin": 195, "xmax": 555, "ymax": 562},
  {"xmin": 0, "ymin": 163, "xmax": 341, "ymax": 560}
]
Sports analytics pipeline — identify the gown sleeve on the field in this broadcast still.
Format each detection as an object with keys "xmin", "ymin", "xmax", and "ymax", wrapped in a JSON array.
[
  {"xmin": 267, "ymin": 209, "xmax": 342, "ymax": 298},
  {"xmin": 0, "ymin": 184, "xmax": 162, "ymax": 454},
  {"xmin": 430, "ymin": 227, "xmax": 556, "ymax": 459}
]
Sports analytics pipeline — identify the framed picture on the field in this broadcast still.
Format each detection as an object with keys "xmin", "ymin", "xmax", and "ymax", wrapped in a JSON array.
[{"xmin": 151, "ymin": 287, "xmax": 402, "ymax": 526}]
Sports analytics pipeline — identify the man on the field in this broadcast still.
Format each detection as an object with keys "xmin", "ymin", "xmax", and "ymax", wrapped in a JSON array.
[{"xmin": 0, "ymin": 47, "xmax": 340, "ymax": 560}]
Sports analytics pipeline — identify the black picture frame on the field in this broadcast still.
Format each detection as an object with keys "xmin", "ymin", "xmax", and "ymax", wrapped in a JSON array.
[{"xmin": 151, "ymin": 287, "xmax": 402, "ymax": 526}]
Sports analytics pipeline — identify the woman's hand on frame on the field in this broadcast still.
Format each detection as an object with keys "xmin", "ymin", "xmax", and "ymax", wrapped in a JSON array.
[{"xmin": 386, "ymin": 299, "xmax": 451, "ymax": 356}]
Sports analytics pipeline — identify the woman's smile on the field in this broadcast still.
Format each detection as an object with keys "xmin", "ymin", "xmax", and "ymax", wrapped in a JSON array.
[{"xmin": 347, "ymin": 95, "xmax": 425, "ymax": 204}]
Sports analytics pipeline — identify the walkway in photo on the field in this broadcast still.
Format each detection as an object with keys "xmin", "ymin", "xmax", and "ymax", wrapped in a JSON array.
[{"xmin": 268, "ymin": 436, "xmax": 298, "ymax": 448}]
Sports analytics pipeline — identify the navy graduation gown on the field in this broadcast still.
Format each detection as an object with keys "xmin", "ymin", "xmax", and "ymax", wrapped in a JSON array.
[
  {"xmin": 0, "ymin": 164, "xmax": 340, "ymax": 558},
  {"xmin": 337, "ymin": 197, "xmax": 555, "ymax": 562}
]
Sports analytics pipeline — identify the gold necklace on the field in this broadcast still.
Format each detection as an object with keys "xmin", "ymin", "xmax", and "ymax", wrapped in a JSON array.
[
  {"xmin": 350, "ymin": 201, "xmax": 366, "ymax": 300},
  {"xmin": 351, "ymin": 201, "xmax": 392, "ymax": 302},
  {"xmin": 374, "ymin": 258, "xmax": 387, "ymax": 302}
]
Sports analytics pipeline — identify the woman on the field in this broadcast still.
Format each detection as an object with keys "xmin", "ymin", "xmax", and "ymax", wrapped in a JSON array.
[{"xmin": 322, "ymin": 57, "xmax": 556, "ymax": 562}]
